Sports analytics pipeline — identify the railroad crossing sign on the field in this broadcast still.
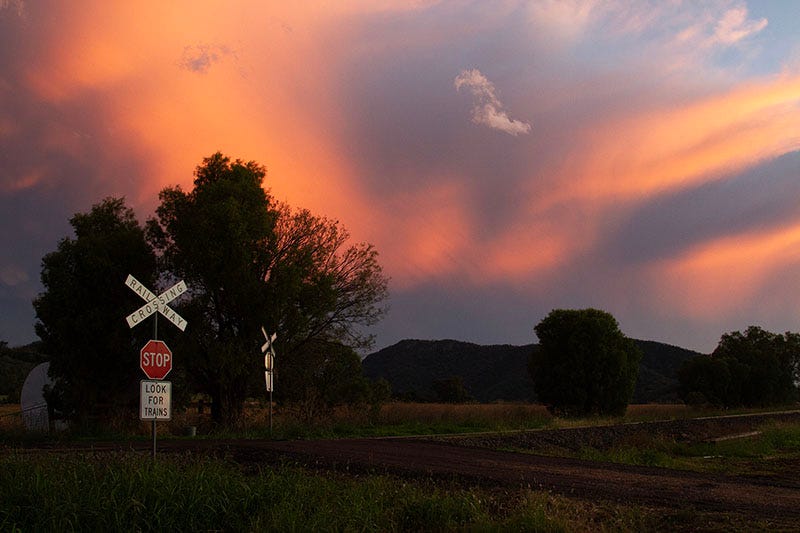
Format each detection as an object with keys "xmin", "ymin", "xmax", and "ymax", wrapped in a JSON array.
[
  {"xmin": 140, "ymin": 339, "xmax": 173, "ymax": 380},
  {"xmin": 261, "ymin": 327, "xmax": 276, "ymax": 392},
  {"xmin": 125, "ymin": 274, "xmax": 188, "ymax": 331}
]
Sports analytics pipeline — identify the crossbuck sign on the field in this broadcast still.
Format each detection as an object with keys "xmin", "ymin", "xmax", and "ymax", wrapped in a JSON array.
[
  {"xmin": 261, "ymin": 327, "xmax": 276, "ymax": 392},
  {"xmin": 125, "ymin": 275, "xmax": 188, "ymax": 331}
]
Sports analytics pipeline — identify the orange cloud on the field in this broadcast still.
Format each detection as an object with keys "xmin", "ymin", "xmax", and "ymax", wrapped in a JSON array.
[
  {"xmin": 13, "ymin": 1, "xmax": 800, "ymax": 299},
  {"xmin": 553, "ymin": 73, "xmax": 800, "ymax": 205},
  {"xmin": 20, "ymin": 3, "xmax": 378, "ymax": 219},
  {"xmin": 373, "ymin": 179, "xmax": 472, "ymax": 288},
  {"xmin": 489, "ymin": 73, "xmax": 800, "ymax": 285},
  {"xmin": 648, "ymin": 222, "xmax": 800, "ymax": 319}
]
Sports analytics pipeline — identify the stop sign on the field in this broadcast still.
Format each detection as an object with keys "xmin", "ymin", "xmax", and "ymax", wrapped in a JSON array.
[{"xmin": 140, "ymin": 340, "xmax": 172, "ymax": 380}]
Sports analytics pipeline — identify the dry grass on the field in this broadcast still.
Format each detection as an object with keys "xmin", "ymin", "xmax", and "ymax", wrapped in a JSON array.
[
  {"xmin": 626, "ymin": 404, "xmax": 693, "ymax": 420},
  {"xmin": 376, "ymin": 402, "xmax": 552, "ymax": 427},
  {"xmin": 164, "ymin": 402, "xmax": 704, "ymax": 437},
  {"xmin": 1, "ymin": 400, "xmax": 741, "ymax": 439},
  {"xmin": 0, "ymin": 404, "xmax": 24, "ymax": 433}
]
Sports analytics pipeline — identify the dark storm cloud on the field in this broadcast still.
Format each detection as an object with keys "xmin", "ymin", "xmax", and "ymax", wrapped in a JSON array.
[{"xmin": 0, "ymin": 3, "xmax": 157, "ymax": 344}]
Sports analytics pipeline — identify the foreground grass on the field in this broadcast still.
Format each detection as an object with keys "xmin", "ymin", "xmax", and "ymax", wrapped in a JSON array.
[
  {"xmin": 0, "ymin": 450, "xmax": 772, "ymax": 532},
  {"xmin": 0, "ymin": 451, "xmax": 652, "ymax": 532},
  {"xmin": 3, "ymin": 406, "xmax": 799, "ymax": 531}
]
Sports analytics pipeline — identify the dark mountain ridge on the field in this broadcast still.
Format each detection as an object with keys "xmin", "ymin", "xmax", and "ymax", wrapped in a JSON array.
[{"xmin": 362, "ymin": 339, "xmax": 702, "ymax": 403}]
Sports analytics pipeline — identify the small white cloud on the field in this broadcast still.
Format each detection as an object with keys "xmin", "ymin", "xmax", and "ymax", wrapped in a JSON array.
[
  {"xmin": 713, "ymin": 7, "xmax": 767, "ymax": 46},
  {"xmin": 179, "ymin": 44, "xmax": 235, "ymax": 74},
  {"xmin": 454, "ymin": 69, "xmax": 531, "ymax": 136}
]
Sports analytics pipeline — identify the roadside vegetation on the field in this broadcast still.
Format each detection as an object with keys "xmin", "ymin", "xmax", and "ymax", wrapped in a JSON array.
[
  {"xmin": 572, "ymin": 420, "xmax": 800, "ymax": 476},
  {"xmin": 0, "ymin": 448, "xmax": 785, "ymax": 532},
  {"xmin": 3, "ymin": 403, "xmax": 799, "ymax": 530}
]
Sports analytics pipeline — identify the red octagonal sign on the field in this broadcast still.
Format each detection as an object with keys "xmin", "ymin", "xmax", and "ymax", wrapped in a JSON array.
[{"xmin": 140, "ymin": 340, "xmax": 172, "ymax": 380}]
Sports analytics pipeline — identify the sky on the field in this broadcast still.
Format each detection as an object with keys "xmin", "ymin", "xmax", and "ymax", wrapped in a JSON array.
[{"xmin": 1, "ymin": 0, "xmax": 799, "ymax": 354}]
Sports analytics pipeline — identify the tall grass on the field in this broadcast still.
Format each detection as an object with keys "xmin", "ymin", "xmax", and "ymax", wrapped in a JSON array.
[
  {"xmin": 0, "ymin": 451, "xmax": 607, "ymax": 531},
  {"xmin": 5, "ymin": 450, "xmax": 761, "ymax": 531}
]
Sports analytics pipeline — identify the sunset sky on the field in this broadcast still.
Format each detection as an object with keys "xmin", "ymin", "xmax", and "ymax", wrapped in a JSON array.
[{"xmin": 1, "ymin": 1, "xmax": 799, "ymax": 354}]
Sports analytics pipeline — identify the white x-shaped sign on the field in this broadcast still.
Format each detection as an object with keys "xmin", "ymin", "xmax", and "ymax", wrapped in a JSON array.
[
  {"xmin": 125, "ymin": 274, "xmax": 188, "ymax": 332},
  {"xmin": 261, "ymin": 326, "xmax": 277, "ymax": 368},
  {"xmin": 261, "ymin": 327, "xmax": 276, "ymax": 392}
]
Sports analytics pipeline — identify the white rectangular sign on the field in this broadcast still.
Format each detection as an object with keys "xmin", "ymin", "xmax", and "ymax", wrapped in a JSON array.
[{"xmin": 140, "ymin": 380, "xmax": 172, "ymax": 421}]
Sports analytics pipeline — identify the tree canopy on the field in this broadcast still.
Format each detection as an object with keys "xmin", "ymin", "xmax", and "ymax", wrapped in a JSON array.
[
  {"xmin": 33, "ymin": 154, "xmax": 389, "ymax": 429},
  {"xmin": 33, "ymin": 197, "xmax": 156, "ymax": 426},
  {"xmin": 679, "ymin": 326, "xmax": 799, "ymax": 407},
  {"xmin": 529, "ymin": 308, "xmax": 642, "ymax": 417},
  {"xmin": 147, "ymin": 152, "xmax": 389, "ymax": 425}
]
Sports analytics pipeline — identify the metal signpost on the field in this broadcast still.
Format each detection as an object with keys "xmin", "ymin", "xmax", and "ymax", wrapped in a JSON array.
[
  {"xmin": 125, "ymin": 274, "xmax": 187, "ymax": 459},
  {"xmin": 261, "ymin": 327, "xmax": 277, "ymax": 435}
]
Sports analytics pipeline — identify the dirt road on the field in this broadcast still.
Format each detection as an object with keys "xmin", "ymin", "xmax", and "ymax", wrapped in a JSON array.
[{"xmin": 217, "ymin": 436, "xmax": 800, "ymax": 522}]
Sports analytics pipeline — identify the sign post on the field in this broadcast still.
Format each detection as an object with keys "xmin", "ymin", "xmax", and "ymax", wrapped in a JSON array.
[
  {"xmin": 125, "ymin": 275, "xmax": 187, "ymax": 459},
  {"xmin": 261, "ymin": 327, "xmax": 277, "ymax": 436}
]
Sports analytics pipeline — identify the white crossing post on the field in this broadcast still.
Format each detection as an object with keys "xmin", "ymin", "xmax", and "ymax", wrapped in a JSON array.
[{"xmin": 261, "ymin": 327, "xmax": 277, "ymax": 436}]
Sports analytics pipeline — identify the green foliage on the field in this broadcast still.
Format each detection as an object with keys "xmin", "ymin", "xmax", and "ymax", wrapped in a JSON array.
[
  {"xmin": 432, "ymin": 375, "xmax": 473, "ymax": 403},
  {"xmin": 530, "ymin": 309, "xmax": 642, "ymax": 417},
  {"xmin": 147, "ymin": 154, "xmax": 274, "ymax": 426},
  {"xmin": 147, "ymin": 153, "xmax": 389, "ymax": 426},
  {"xmin": 1, "ymin": 449, "xmax": 752, "ymax": 531},
  {"xmin": 0, "ymin": 453, "xmax": 496, "ymax": 531},
  {"xmin": 280, "ymin": 340, "xmax": 387, "ymax": 421},
  {"xmin": 33, "ymin": 198, "xmax": 156, "ymax": 427},
  {"xmin": 563, "ymin": 421, "xmax": 800, "ymax": 478},
  {"xmin": 678, "ymin": 326, "xmax": 799, "ymax": 407},
  {"xmin": 631, "ymin": 340, "xmax": 700, "ymax": 403}
]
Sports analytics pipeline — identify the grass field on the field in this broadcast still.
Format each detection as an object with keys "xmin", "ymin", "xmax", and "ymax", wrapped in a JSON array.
[
  {"xmin": 3, "ymin": 448, "xmax": 786, "ymax": 532},
  {"xmin": 2, "ymin": 402, "xmax": 799, "ymax": 531}
]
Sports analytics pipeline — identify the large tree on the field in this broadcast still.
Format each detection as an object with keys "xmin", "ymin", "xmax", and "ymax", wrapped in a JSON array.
[
  {"xmin": 530, "ymin": 308, "xmax": 642, "ymax": 417},
  {"xmin": 147, "ymin": 153, "xmax": 389, "ymax": 425},
  {"xmin": 679, "ymin": 326, "xmax": 799, "ymax": 407},
  {"xmin": 33, "ymin": 197, "xmax": 156, "ymax": 426}
]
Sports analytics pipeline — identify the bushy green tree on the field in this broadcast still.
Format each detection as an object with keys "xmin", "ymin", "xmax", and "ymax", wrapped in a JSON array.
[
  {"xmin": 33, "ymin": 198, "xmax": 156, "ymax": 427},
  {"xmin": 679, "ymin": 326, "xmax": 799, "ymax": 407},
  {"xmin": 529, "ymin": 308, "xmax": 642, "ymax": 417},
  {"xmin": 432, "ymin": 376, "xmax": 472, "ymax": 403},
  {"xmin": 148, "ymin": 153, "xmax": 389, "ymax": 426},
  {"xmin": 280, "ymin": 340, "xmax": 386, "ymax": 421}
]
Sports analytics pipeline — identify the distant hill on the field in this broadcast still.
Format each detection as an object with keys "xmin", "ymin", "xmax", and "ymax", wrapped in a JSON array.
[{"xmin": 362, "ymin": 339, "xmax": 702, "ymax": 404}]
